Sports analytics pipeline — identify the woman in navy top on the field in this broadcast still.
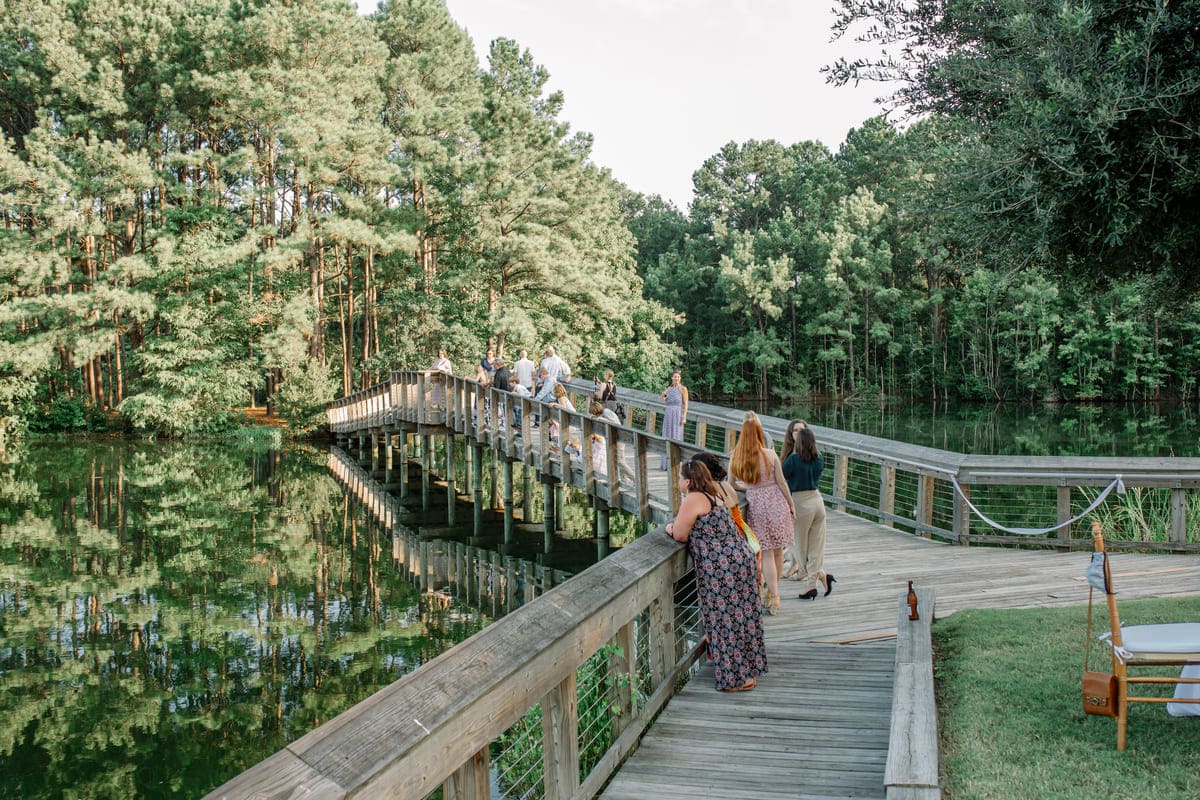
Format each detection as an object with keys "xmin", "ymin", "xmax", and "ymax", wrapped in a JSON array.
[{"xmin": 781, "ymin": 421, "xmax": 833, "ymax": 600}]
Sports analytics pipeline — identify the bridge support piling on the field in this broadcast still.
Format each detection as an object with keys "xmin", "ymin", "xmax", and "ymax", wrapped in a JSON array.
[
  {"xmin": 445, "ymin": 434, "xmax": 456, "ymax": 526},
  {"xmin": 543, "ymin": 480, "xmax": 555, "ymax": 549},
  {"xmin": 489, "ymin": 455, "xmax": 500, "ymax": 511},
  {"xmin": 595, "ymin": 499, "xmax": 610, "ymax": 560},
  {"xmin": 503, "ymin": 460, "xmax": 515, "ymax": 543},
  {"xmin": 473, "ymin": 444, "xmax": 485, "ymax": 538},
  {"xmin": 504, "ymin": 555, "xmax": 517, "ymax": 613},
  {"xmin": 522, "ymin": 464, "xmax": 534, "ymax": 522},
  {"xmin": 399, "ymin": 433, "xmax": 409, "ymax": 499},
  {"xmin": 554, "ymin": 484, "xmax": 565, "ymax": 531},
  {"xmin": 421, "ymin": 434, "xmax": 434, "ymax": 511},
  {"xmin": 524, "ymin": 560, "xmax": 536, "ymax": 605},
  {"xmin": 383, "ymin": 433, "xmax": 393, "ymax": 486},
  {"xmin": 370, "ymin": 431, "xmax": 379, "ymax": 475}
]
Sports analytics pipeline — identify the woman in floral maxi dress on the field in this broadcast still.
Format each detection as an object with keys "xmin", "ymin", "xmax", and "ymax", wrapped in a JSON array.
[{"xmin": 666, "ymin": 458, "xmax": 766, "ymax": 692}]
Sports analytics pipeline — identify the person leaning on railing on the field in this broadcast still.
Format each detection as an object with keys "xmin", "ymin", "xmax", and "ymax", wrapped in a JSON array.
[
  {"xmin": 667, "ymin": 455, "xmax": 768, "ymax": 695},
  {"xmin": 666, "ymin": 456, "xmax": 766, "ymax": 693}
]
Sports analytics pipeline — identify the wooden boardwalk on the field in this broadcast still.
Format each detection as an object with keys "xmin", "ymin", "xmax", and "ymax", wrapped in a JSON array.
[{"xmin": 601, "ymin": 511, "xmax": 1200, "ymax": 800}]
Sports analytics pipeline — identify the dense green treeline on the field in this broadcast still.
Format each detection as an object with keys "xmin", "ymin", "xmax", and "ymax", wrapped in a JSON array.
[
  {"xmin": 0, "ymin": 0, "xmax": 675, "ymax": 441},
  {"xmin": 630, "ymin": 0, "xmax": 1200, "ymax": 403},
  {"xmin": 4, "ymin": 0, "xmax": 1198, "ymax": 441},
  {"xmin": 629, "ymin": 121, "xmax": 1200, "ymax": 403}
]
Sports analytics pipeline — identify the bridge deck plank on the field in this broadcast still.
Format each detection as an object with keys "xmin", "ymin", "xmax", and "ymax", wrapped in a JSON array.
[{"xmin": 600, "ymin": 510, "xmax": 1200, "ymax": 800}]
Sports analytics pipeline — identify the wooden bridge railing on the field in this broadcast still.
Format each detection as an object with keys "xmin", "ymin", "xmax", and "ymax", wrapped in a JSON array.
[
  {"xmin": 205, "ymin": 520, "xmax": 696, "ymax": 800},
  {"xmin": 328, "ymin": 372, "xmax": 1200, "ymax": 551}
]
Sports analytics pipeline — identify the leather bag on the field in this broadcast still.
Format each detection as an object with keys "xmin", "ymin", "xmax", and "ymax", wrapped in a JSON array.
[{"xmin": 1083, "ymin": 671, "xmax": 1117, "ymax": 717}]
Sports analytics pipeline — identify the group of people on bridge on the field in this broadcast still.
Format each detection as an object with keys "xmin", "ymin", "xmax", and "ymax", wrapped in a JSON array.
[{"xmin": 430, "ymin": 346, "xmax": 831, "ymax": 695}]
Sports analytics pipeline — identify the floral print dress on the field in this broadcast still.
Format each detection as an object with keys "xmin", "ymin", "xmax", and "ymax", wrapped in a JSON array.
[{"xmin": 687, "ymin": 496, "xmax": 768, "ymax": 690}]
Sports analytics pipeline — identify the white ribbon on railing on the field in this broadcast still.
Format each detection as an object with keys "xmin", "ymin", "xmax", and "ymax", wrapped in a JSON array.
[{"xmin": 950, "ymin": 475, "xmax": 1125, "ymax": 535}]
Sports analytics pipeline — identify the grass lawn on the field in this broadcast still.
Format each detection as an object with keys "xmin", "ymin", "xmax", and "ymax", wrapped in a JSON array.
[{"xmin": 933, "ymin": 596, "xmax": 1200, "ymax": 800}]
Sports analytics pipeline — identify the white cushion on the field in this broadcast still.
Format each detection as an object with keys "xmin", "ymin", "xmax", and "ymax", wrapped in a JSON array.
[{"xmin": 1116, "ymin": 623, "xmax": 1200, "ymax": 655}]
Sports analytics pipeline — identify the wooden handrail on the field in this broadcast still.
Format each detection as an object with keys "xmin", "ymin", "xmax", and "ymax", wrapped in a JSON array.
[
  {"xmin": 205, "ymin": 521, "xmax": 693, "ymax": 800},
  {"xmin": 327, "ymin": 373, "xmax": 1200, "ymax": 550}
]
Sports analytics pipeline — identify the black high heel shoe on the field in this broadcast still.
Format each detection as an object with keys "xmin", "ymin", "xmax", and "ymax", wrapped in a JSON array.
[
  {"xmin": 823, "ymin": 574, "xmax": 837, "ymax": 597},
  {"xmin": 798, "ymin": 589, "xmax": 818, "ymax": 600}
]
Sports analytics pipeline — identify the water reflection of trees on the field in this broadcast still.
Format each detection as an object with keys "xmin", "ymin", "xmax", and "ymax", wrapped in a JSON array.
[{"xmin": 0, "ymin": 440, "xmax": 485, "ymax": 800}]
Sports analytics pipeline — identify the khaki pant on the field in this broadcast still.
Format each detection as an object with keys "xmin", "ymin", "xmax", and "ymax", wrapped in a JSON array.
[{"xmin": 790, "ymin": 490, "xmax": 827, "ymax": 594}]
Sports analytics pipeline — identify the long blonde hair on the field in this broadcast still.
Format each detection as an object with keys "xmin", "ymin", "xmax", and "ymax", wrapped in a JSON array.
[{"xmin": 729, "ymin": 411, "xmax": 766, "ymax": 484}]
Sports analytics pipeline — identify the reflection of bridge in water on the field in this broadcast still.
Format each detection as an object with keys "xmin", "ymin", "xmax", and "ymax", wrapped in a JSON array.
[
  {"xmin": 209, "ymin": 372, "xmax": 1200, "ymax": 800},
  {"xmin": 327, "ymin": 445, "xmax": 577, "ymax": 621}
]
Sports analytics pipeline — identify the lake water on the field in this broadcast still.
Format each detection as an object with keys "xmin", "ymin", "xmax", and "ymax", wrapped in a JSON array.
[
  {"xmin": 0, "ymin": 436, "xmax": 610, "ymax": 799},
  {"xmin": 3, "ymin": 401, "xmax": 1197, "ymax": 797}
]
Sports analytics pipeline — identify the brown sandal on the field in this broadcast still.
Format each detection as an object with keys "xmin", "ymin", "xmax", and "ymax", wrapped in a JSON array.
[{"xmin": 720, "ymin": 678, "xmax": 756, "ymax": 693}]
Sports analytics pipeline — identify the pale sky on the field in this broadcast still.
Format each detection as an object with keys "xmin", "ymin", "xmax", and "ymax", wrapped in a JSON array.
[{"xmin": 356, "ymin": 0, "xmax": 889, "ymax": 209}]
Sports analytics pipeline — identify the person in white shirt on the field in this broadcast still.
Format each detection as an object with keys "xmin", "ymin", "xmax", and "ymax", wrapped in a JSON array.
[
  {"xmin": 540, "ymin": 345, "xmax": 571, "ymax": 386},
  {"xmin": 589, "ymin": 401, "xmax": 635, "ymax": 483},
  {"xmin": 513, "ymin": 349, "xmax": 536, "ymax": 391}
]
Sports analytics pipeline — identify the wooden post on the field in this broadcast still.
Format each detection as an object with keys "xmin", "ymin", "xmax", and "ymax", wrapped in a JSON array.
[
  {"xmin": 695, "ymin": 421, "xmax": 708, "ymax": 452},
  {"xmin": 473, "ymin": 444, "xmax": 485, "ymax": 538},
  {"xmin": 489, "ymin": 450, "xmax": 501, "ymax": 511},
  {"xmin": 953, "ymin": 480, "xmax": 971, "ymax": 546},
  {"xmin": 648, "ymin": 577, "xmax": 676, "ymax": 687},
  {"xmin": 1056, "ymin": 485, "xmax": 1072, "ymax": 550},
  {"xmin": 1171, "ymin": 487, "xmax": 1187, "ymax": 546},
  {"xmin": 554, "ymin": 484, "xmax": 565, "ymax": 531},
  {"xmin": 445, "ymin": 434, "xmax": 456, "ymax": 527},
  {"xmin": 503, "ymin": 459, "xmax": 515, "ymax": 544},
  {"xmin": 524, "ymin": 560, "xmax": 536, "ymax": 605},
  {"xmin": 916, "ymin": 474, "xmax": 934, "ymax": 539},
  {"xmin": 879, "ymin": 464, "xmax": 896, "ymax": 528},
  {"xmin": 541, "ymin": 674, "xmax": 580, "ymax": 800},
  {"xmin": 521, "ymin": 397, "xmax": 534, "ymax": 464},
  {"xmin": 668, "ymin": 441, "xmax": 683, "ymax": 515},
  {"xmin": 416, "ymin": 372, "xmax": 427, "ymax": 425},
  {"xmin": 419, "ymin": 540, "xmax": 430, "ymax": 592},
  {"xmin": 399, "ymin": 433, "xmax": 409, "ymax": 499},
  {"xmin": 596, "ymin": 498, "xmax": 610, "ymax": 541},
  {"xmin": 421, "ymin": 434, "xmax": 433, "ymax": 511},
  {"xmin": 544, "ymin": 480, "xmax": 556, "ymax": 546},
  {"xmin": 523, "ymin": 463, "xmax": 534, "ymax": 522},
  {"xmin": 833, "ymin": 454, "xmax": 849, "ymax": 512},
  {"xmin": 489, "ymin": 549, "xmax": 501, "ymax": 617},
  {"xmin": 370, "ymin": 431, "xmax": 379, "ymax": 474},
  {"xmin": 383, "ymin": 433, "xmax": 393, "ymax": 486},
  {"xmin": 610, "ymin": 622, "xmax": 637, "ymax": 736},
  {"xmin": 505, "ymin": 555, "xmax": 517, "ymax": 613},
  {"xmin": 582, "ymin": 416, "xmax": 595, "ymax": 496},
  {"xmin": 442, "ymin": 747, "xmax": 489, "ymax": 800},
  {"xmin": 635, "ymin": 434, "xmax": 650, "ymax": 522}
]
